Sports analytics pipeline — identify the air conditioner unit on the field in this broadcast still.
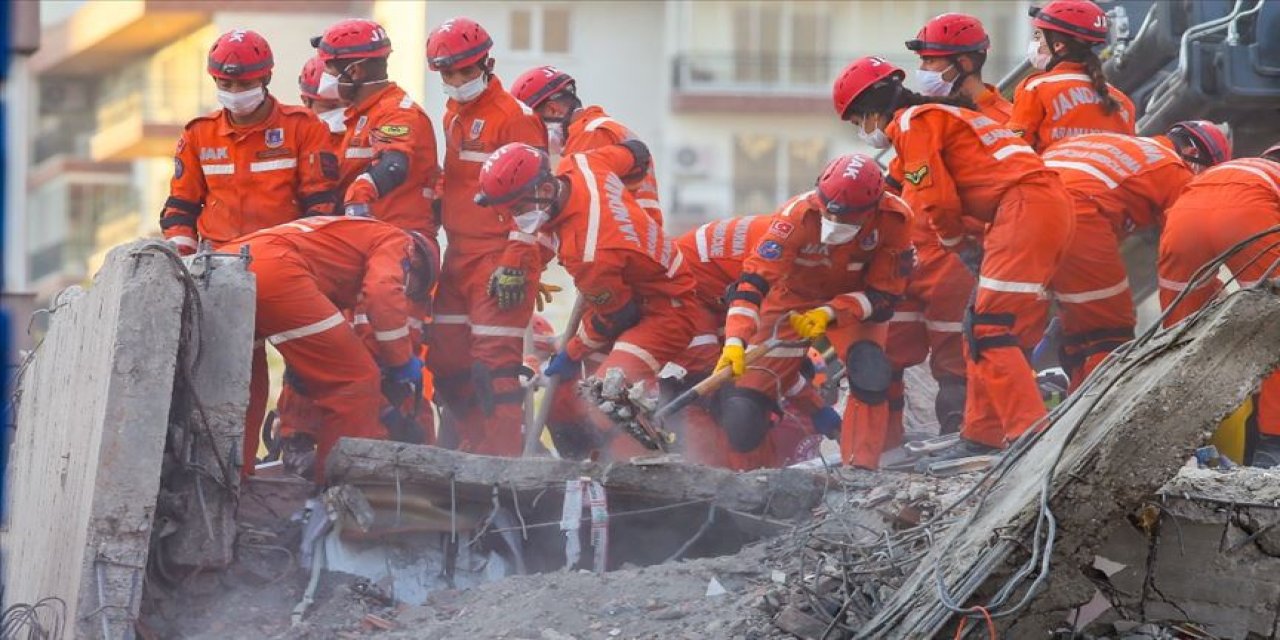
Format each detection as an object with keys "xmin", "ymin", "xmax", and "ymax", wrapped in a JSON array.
[{"xmin": 671, "ymin": 145, "xmax": 713, "ymax": 177}]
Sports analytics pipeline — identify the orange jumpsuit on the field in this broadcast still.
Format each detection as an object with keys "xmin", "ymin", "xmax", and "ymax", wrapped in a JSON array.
[
  {"xmin": 1007, "ymin": 61, "xmax": 1136, "ymax": 152},
  {"xmin": 337, "ymin": 83, "xmax": 441, "ymax": 238},
  {"xmin": 234, "ymin": 216, "xmax": 427, "ymax": 479},
  {"xmin": 1159, "ymin": 158, "xmax": 1280, "ymax": 437},
  {"xmin": 887, "ymin": 104, "xmax": 1074, "ymax": 449},
  {"xmin": 549, "ymin": 146, "xmax": 699, "ymax": 460},
  {"xmin": 884, "ymin": 84, "xmax": 1010, "ymax": 434},
  {"xmin": 429, "ymin": 76, "xmax": 548, "ymax": 456},
  {"xmin": 162, "ymin": 98, "xmax": 338, "ymax": 251},
  {"xmin": 727, "ymin": 191, "xmax": 913, "ymax": 468},
  {"xmin": 559, "ymin": 105, "xmax": 663, "ymax": 226},
  {"xmin": 1043, "ymin": 133, "xmax": 1193, "ymax": 385}
]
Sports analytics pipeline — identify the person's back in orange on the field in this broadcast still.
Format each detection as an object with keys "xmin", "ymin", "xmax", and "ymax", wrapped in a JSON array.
[
  {"xmin": 162, "ymin": 29, "xmax": 337, "ymax": 255},
  {"xmin": 1008, "ymin": 0, "xmax": 1135, "ymax": 152},
  {"xmin": 511, "ymin": 66, "xmax": 664, "ymax": 226}
]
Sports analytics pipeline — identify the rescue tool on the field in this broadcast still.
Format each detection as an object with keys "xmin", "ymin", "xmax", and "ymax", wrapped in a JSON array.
[{"xmin": 523, "ymin": 297, "xmax": 587, "ymax": 456}]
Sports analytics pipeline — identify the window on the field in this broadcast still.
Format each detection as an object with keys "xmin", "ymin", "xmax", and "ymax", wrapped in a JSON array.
[
  {"xmin": 729, "ymin": 2, "xmax": 829, "ymax": 87},
  {"xmin": 509, "ymin": 5, "xmax": 572, "ymax": 54},
  {"xmin": 732, "ymin": 134, "xmax": 828, "ymax": 213}
]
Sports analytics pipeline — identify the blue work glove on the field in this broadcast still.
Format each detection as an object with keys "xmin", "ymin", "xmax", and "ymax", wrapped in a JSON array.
[
  {"xmin": 810, "ymin": 406, "xmax": 841, "ymax": 440},
  {"xmin": 543, "ymin": 350, "xmax": 580, "ymax": 379},
  {"xmin": 387, "ymin": 355, "xmax": 424, "ymax": 386}
]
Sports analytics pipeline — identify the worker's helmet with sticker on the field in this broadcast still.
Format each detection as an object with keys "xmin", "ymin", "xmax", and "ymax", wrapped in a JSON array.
[
  {"xmin": 512, "ymin": 66, "xmax": 577, "ymax": 110},
  {"xmin": 475, "ymin": 143, "xmax": 555, "ymax": 210},
  {"xmin": 426, "ymin": 17, "xmax": 492, "ymax": 71},
  {"xmin": 1030, "ymin": 0, "xmax": 1108, "ymax": 44},
  {"xmin": 906, "ymin": 13, "xmax": 990, "ymax": 57},
  {"xmin": 832, "ymin": 56, "xmax": 905, "ymax": 120},
  {"xmin": 314, "ymin": 19, "xmax": 392, "ymax": 62},
  {"xmin": 298, "ymin": 55, "xmax": 326, "ymax": 100},
  {"xmin": 1168, "ymin": 120, "xmax": 1232, "ymax": 169},
  {"xmin": 813, "ymin": 153, "xmax": 884, "ymax": 219},
  {"xmin": 208, "ymin": 29, "xmax": 274, "ymax": 80}
]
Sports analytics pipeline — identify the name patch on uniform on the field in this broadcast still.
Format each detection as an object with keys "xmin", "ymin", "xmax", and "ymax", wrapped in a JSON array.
[
  {"xmin": 757, "ymin": 240, "xmax": 783, "ymax": 261},
  {"xmin": 265, "ymin": 128, "xmax": 285, "ymax": 148},
  {"xmin": 256, "ymin": 147, "xmax": 293, "ymax": 159},
  {"xmin": 355, "ymin": 115, "xmax": 369, "ymax": 135},
  {"xmin": 173, "ymin": 157, "xmax": 184, "ymax": 179},
  {"xmin": 768, "ymin": 220, "xmax": 794, "ymax": 239},
  {"xmin": 903, "ymin": 165, "xmax": 931, "ymax": 186},
  {"xmin": 200, "ymin": 147, "xmax": 228, "ymax": 161},
  {"xmin": 583, "ymin": 290, "xmax": 613, "ymax": 306},
  {"xmin": 377, "ymin": 124, "xmax": 410, "ymax": 138},
  {"xmin": 470, "ymin": 119, "xmax": 486, "ymax": 140},
  {"xmin": 859, "ymin": 229, "xmax": 880, "ymax": 251}
]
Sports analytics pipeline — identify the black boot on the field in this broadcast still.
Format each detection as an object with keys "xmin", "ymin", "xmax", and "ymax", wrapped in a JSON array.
[{"xmin": 1252, "ymin": 435, "xmax": 1280, "ymax": 468}]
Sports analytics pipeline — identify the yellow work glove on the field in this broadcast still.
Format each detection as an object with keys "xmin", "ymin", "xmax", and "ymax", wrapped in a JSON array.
[
  {"xmin": 536, "ymin": 283, "xmax": 563, "ymax": 312},
  {"xmin": 715, "ymin": 342, "xmax": 746, "ymax": 378},
  {"xmin": 790, "ymin": 307, "xmax": 833, "ymax": 340}
]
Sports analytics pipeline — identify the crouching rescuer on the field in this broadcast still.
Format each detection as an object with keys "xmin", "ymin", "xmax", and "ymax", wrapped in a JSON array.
[
  {"xmin": 233, "ymin": 216, "xmax": 437, "ymax": 480},
  {"xmin": 716, "ymin": 154, "xmax": 913, "ymax": 469},
  {"xmin": 475, "ymin": 141, "xmax": 700, "ymax": 460}
]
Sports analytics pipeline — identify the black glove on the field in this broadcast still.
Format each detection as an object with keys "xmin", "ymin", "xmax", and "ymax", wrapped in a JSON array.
[{"xmin": 488, "ymin": 267, "xmax": 527, "ymax": 310}]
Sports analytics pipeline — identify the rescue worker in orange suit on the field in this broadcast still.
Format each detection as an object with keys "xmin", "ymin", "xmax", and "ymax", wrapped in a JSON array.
[
  {"xmin": 1043, "ymin": 122, "xmax": 1229, "ymax": 387},
  {"xmin": 234, "ymin": 216, "xmax": 436, "ymax": 480},
  {"xmin": 312, "ymin": 19, "xmax": 440, "ymax": 238},
  {"xmin": 716, "ymin": 154, "xmax": 914, "ymax": 469},
  {"xmin": 475, "ymin": 141, "xmax": 695, "ymax": 461},
  {"xmin": 888, "ymin": 12, "xmax": 1010, "ymax": 436},
  {"xmin": 162, "ymin": 29, "xmax": 338, "ymax": 255},
  {"xmin": 1009, "ymin": 0, "xmax": 1136, "ymax": 152},
  {"xmin": 297, "ymin": 54, "xmax": 346, "ymax": 142},
  {"xmin": 425, "ymin": 17, "xmax": 549, "ymax": 457},
  {"xmin": 510, "ymin": 65, "xmax": 663, "ymax": 226},
  {"xmin": 1158, "ymin": 144, "xmax": 1280, "ymax": 465},
  {"xmin": 833, "ymin": 56, "xmax": 1075, "ymax": 460},
  {"xmin": 672, "ymin": 215, "xmax": 838, "ymax": 469}
]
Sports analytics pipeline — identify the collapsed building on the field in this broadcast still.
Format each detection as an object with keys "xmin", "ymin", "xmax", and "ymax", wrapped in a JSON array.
[{"xmin": 4, "ymin": 239, "xmax": 1280, "ymax": 639}]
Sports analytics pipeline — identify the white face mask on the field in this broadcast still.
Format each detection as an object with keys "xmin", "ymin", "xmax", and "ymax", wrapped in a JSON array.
[
  {"xmin": 546, "ymin": 123, "xmax": 565, "ymax": 156},
  {"xmin": 443, "ymin": 75, "xmax": 487, "ymax": 103},
  {"xmin": 820, "ymin": 217, "xmax": 862, "ymax": 245},
  {"xmin": 217, "ymin": 86, "xmax": 266, "ymax": 116},
  {"xmin": 1026, "ymin": 39, "xmax": 1052, "ymax": 71},
  {"xmin": 857, "ymin": 115, "xmax": 892, "ymax": 149},
  {"xmin": 317, "ymin": 72, "xmax": 342, "ymax": 100},
  {"xmin": 316, "ymin": 107, "xmax": 347, "ymax": 133},
  {"xmin": 513, "ymin": 209, "xmax": 550, "ymax": 234},
  {"xmin": 915, "ymin": 66, "xmax": 955, "ymax": 97}
]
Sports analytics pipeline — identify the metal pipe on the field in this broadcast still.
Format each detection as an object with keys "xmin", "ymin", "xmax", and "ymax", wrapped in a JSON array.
[{"xmin": 1228, "ymin": 0, "xmax": 1268, "ymax": 45}]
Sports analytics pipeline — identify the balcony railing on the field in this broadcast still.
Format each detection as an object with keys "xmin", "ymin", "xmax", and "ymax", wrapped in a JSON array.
[
  {"xmin": 33, "ymin": 129, "xmax": 93, "ymax": 165},
  {"xmin": 95, "ymin": 85, "xmax": 215, "ymax": 131}
]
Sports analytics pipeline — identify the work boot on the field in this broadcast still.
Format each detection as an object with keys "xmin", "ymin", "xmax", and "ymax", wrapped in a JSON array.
[
  {"xmin": 925, "ymin": 437, "xmax": 1001, "ymax": 462},
  {"xmin": 1252, "ymin": 435, "xmax": 1280, "ymax": 468},
  {"xmin": 281, "ymin": 433, "xmax": 318, "ymax": 479}
]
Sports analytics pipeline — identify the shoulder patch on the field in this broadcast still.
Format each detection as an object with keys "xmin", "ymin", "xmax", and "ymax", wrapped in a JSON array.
[
  {"xmin": 756, "ymin": 240, "xmax": 783, "ymax": 261},
  {"xmin": 377, "ymin": 124, "xmax": 410, "ymax": 138},
  {"xmin": 768, "ymin": 220, "xmax": 794, "ymax": 239},
  {"xmin": 903, "ymin": 165, "xmax": 931, "ymax": 187},
  {"xmin": 173, "ymin": 157, "xmax": 184, "ymax": 179}
]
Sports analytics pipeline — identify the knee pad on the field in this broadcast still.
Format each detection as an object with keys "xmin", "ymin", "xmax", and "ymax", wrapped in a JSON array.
[
  {"xmin": 963, "ymin": 306, "xmax": 1018, "ymax": 361},
  {"xmin": 845, "ymin": 341, "xmax": 892, "ymax": 404},
  {"xmin": 935, "ymin": 375, "xmax": 966, "ymax": 435},
  {"xmin": 717, "ymin": 386, "xmax": 776, "ymax": 453}
]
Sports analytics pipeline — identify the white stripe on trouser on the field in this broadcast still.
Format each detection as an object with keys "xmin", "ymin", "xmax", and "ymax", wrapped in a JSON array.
[
  {"xmin": 785, "ymin": 376, "xmax": 808, "ymax": 397},
  {"xmin": 727, "ymin": 307, "xmax": 760, "ymax": 324},
  {"xmin": 472, "ymin": 324, "xmax": 526, "ymax": 338},
  {"xmin": 889, "ymin": 311, "xmax": 924, "ymax": 323},
  {"xmin": 841, "ymin": 292, "xmax": 873, "ymax": 319},
  {"xmin": 345, "ymin": 147, "xmax": 374, "ymax": 159},
  {"xmin": 374, "ymin": 324, "xmax": 411, "ymax": 341},
  {"xmin": 353, "ymin": 313, "xmax": 369, "ymax": 325},
  {"xmin": 1157, "ymin": 277, "xmax": 1195, "ymax": 293},
  {"xmin": 435, "ymin": 314, "xmax": 470, "ymax": 324},
  {"xmin": 925, "ymin": 320, "xmax": 963, "ymax": 333},
  {"xmin": 1054, "ymin": 278, "xmax": 1130, "ymax": 304},
  {"xmin": 267, "ymin": 311, "xmax": 345, "ymax": 346},
  {"xmin": 978, "ymin": 276, "xmax": 1045, "ymax": 295},
  {"xmin": 769, "ymin": 347, "xmax": 809, "ymax": 358},
  {"xmin": 613, "ymin": 342, "xmax": 660, "ymax": 373},
  {"xmin": 577, "ymin": 325, "xmax": 607, "ymax": 350},
  {"xmin": 687, "ymin": 334, "xmax": 720, "ymax": 348}
]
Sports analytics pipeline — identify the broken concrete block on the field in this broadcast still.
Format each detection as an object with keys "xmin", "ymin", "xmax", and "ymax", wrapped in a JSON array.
[
  {"xmin": 856, "ymin": 288, "xmax": 1280, "ymax": 638},
  {"xmin": 2, "ymin": 242, "xmax": 185, "ymax": 638},
  {"xmin": 159, "ymin": 253, "xmax": 255, "ymax": 568}
]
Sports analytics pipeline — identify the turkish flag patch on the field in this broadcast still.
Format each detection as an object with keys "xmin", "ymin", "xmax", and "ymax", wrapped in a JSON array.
[{"xmin": 768, "ymin": 220, "xmax": 794, "ymax": 239}]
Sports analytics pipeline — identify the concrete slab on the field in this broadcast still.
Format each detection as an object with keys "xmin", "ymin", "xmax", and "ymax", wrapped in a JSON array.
[{"xmin": 2, "ymin": 241, "xmax": 184, "ymax": 638}]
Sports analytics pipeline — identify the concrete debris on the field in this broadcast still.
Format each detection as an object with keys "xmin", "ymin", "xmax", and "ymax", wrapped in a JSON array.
[{"xmin": 2, "ymin": 242, "xmax": 186, "ymax": 638}]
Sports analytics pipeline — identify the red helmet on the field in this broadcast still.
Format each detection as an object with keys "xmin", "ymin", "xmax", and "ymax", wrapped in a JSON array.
[
  {"xmin": 426, "ymin": 17, "xmax": 492, "ymax": 71},
  {"xmin": 531, "ymin": 314, "xmax": 557, "ymax": 354},
  {"xmin": 511, "ymin": 66, "xmax": 576, "ymax": 110},
  {"xmin": 475, "ymin": 143, "xmax": 553, "ymax": 207},
  {"xmin": 1030, "ymin": 0, "xmax": 1108, "ymax": 44},
  {"xmin": 208, "ymin": 29, "xmax": 273, "ymax": 80},
  {"xmin": 314, "ymin": 19, "xmax": 392, "ymax": 62},
  {"xmin": 298, "ymin": 55, "xmax": 325, "ymax": 100},
  {"xmin": 813, "ymin": 154, "xmax": 884, "ymax": 218},
  {"xmin": 1167, "ymin": 120, "xmax": 1232, "ymax": 167},
  {"xmin": 832, "ymin": 56, "xmax": 905, "ymax": 120},
  {"xmin": 906, "ymin": 13, "xmax": 990, "ymax": 57}
]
